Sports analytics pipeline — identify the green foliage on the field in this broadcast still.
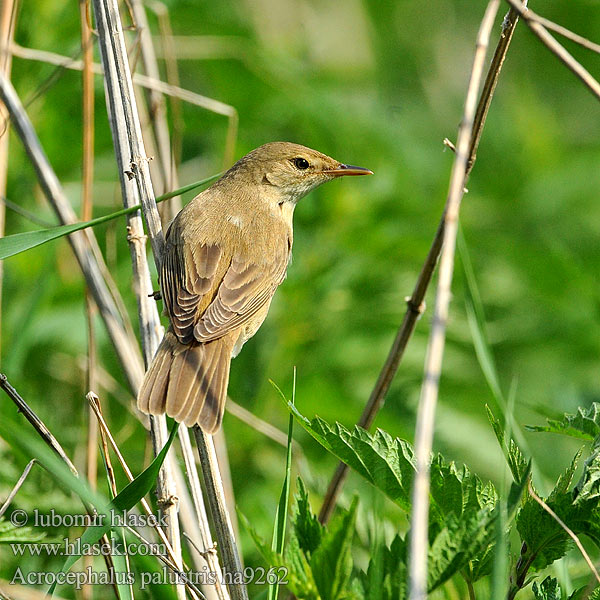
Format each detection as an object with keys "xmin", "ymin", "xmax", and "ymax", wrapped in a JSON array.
[
  {"xmin": 292, "ymin": 479, "xmax": 323, "ymax": 557},
  {"xmin": 0, "ymin": 517, "xmax": 45, "ymax": 543},
  {"xmin": 533, "ymin": 577, "xmax": 561, "ymax": 600},
  {"xmin": 288, "ymin": 403, "xmax": 415, "ymax": 510},
  {"xmin": 268, "ymin": 378, "xmax": 296, "ymax": 600},
  {"xmin": 526, "ymin": 404, "xmax": 600, "ymax": 443},
  {"xmin": 532, "ymin": 577, "xmax": 600, "ymax": 600},
  {"xmin": 487, "ymin": 405, "xmax": 530, "ymax": 485}
]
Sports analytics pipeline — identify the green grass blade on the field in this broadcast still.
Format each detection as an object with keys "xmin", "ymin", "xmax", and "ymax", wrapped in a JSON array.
[
  {"xmin": 47, "ymin": 421, "xmax": 179, "ymax": 595},
  {"xmin": 268, "ymin": 371, "xmax": 296, "ymax": 600},
  {"xmin": 0, "ymin": 173, "xmax": 221, "ymax": 260},
  {"xmin": 458, "ymin": 227, "xmax": 505, "ymax": 409}
]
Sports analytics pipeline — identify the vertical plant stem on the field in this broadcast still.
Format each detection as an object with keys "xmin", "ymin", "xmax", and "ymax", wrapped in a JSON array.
[
  {"xmin": 178, "ymin": 426, "xmax": 229, "ymax": 600},
  {"xmin": 194, "ymin": 427, "xmax": 249, "ymax": 600},
  {"xmin": 408, "ymin": 3, "xmax": 501, "ymax": 600},
  {"xmin": 130, "ymin": 0, "xmax": 180, "ymax": 214},
  {"xmin": 90, "ymin": 1, "xmax": 185, "ymax": 595},
  {"xmin": 151, "ymin": 1, "xmax": 184, "ymax": 187},
  {"xmin": 0, "ymin": 0, "xmax": 17, "ymax": 367},
  {"xmin": 80, "ymin": 8, "xmax": 98, "ymax": 597}
]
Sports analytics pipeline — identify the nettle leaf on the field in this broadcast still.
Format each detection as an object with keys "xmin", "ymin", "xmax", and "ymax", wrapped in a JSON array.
[
  {"xmin": 575, "ymin": 446, "xmax": 600, "ymax": 504},
  {"xmin": 487, "ymin": 406, "xmax": 529, "ymax": 484},
  {"xmin": 568, "ymin": 586, "xmax": 600, "ymax": 600},
  {"xmin": 287, "ymin": 407, "xmax": 506, "ymax": 593},
  {"xmin": 429, "ymin": 455, "xmax": 497, "ymax": 527},
  {"xmin": 284, "ymin": 534, "xmax": 319, "ymax": 599},
  {"xmin": 428, "ymin": 508, "xmax": 495, "ymax": 591},
  {"xmin": 288, "ymin": 404, "xmax": 415, "ymax": 511},
  {"xmin": 532, "ymin": 576, "xmax": 561, "ymax": 600},
  {"xmin": 311, "ymin": 496, "xmax": 358, "ymax": 600},
  {"xmin": 526, "ymin": 403, "xmax": 600, "ymax": 442},
  {"xmin": 587, "ymin": 588, "xmax": 600, "ymax": 600},
  {"xmin": 517, "ymin": 494, "xmax": 573, "ymax": 572},
  {"xmin": 517, "ymin": 487, "xmax": 600, "ymax": 574},
  {"xmin": 358, "ymin": 535, "xmax": 407, "ymax": 600},
  {"xmin": 292, "ymin": 478, "xmax": 323, "ymax": 557},
  {"xmin": 550, "ymin": 450, "xmax": 582, "ymax": 502}
]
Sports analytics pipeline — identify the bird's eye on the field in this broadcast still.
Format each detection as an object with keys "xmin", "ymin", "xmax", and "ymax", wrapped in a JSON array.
[{"xmin": 292, "ymin": 157, "xmax": 309, "ymax": 170}]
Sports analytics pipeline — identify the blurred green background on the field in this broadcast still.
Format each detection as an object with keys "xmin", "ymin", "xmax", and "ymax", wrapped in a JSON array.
[{"xmin": 1, "ymin": 0, "xmax": 599, "ymax": 596}]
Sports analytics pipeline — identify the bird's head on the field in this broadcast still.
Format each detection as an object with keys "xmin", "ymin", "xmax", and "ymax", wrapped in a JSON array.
[{"xmin": 219, "ymin": 142, "xmax": 373, "ymax": 205}]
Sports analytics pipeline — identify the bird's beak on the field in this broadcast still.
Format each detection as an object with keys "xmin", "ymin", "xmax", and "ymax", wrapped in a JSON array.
[{"xmin": 326, "ymin": 163, "xmax": 374, "ymax": 177}]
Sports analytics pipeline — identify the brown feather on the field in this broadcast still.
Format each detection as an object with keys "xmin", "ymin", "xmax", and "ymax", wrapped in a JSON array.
[{"xmin": 138, "ymin": 329, "xmax": 234, "ymax": 434}]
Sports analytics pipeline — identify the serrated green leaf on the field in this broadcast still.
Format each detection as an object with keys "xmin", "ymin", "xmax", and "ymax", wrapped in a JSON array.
[
  {"xmin": 550, "ymin": 449, "xmax": 582, "ymax": 502},
  {"xmin": 526, "ymin": 403, "xmax": 600, "ymax": 442},
  {"xmin": 575, "ymin": 446, "xmax": 600, "ymax": 503},
  {"xmin": 287, "ymin": 404, "xmax": 415, "ymax": 511},
  {"xmin": 517, "ymin": 494, "xmax": 572, "ymax": 572},
  {"xmin": 359, "ymin": 534, "xmax": 407, "ymax": 600},
  {"xmin": 311, "ymin": 496, "xmax": 358, "ymax": 600},
  {"xmin": 532, "ymin": 576, "xmax": 562, "ymax": 600},
  {"xmin": 487, "ymin": 406, "xmax": 529, "ymax": 483},
  {"xmin": 429, "ymin": 455, "xmax": 497, "ymax": 527},
  {"xmin": 292, "ymin": 478, "xmax": 323, "ymax": 557},
  {"xmin": 428, "ymin": 508, "xmax": 495, "ymax": 591},
  {"xmin": 284, "ymin": 533, "xmax": 319, "ymax": 599}
]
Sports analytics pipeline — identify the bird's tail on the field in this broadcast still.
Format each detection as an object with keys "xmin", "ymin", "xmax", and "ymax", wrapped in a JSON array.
[{"xmin": 137, "ymin": 329, "xmax": 234, "ymax": 433}]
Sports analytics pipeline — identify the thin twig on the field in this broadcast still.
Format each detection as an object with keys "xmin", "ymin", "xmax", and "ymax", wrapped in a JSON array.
[
  {"xmin": 467, "ymin": 6, "xmax": 520, "ymax": 177},
  {"xmin": 226, "ymin": 397, "xmax": 299, "ymax": 449},
  {"xmin": 503, "ymin": 0, "xmax": 600, "ymax": 101},
  {"xmin": 528, "ymin": 482, "xmax": 600, "ymax": 584},
  {"xmin": 0, "ymin": 373, "xmax": 78, "ymax": 475},
  {"xmin": 194, "ymin": 427, "xmax": 249, "ymax": 600},
  {"xmin": 0, "ymin": 379, "xmax": 119, "ymax": 595},
  {"xmin": 87, "ymin": 392, "xmax": 199, "ymax": 591},
  {"xmin": 151, "ymin": 1, "xmax": 184, "ymax": 186},
  {"xmin": 90, "ymin": 395, "xmax": 135, "ymax": 599},
  {"xmin": 408, "ymin": 3, "xmax": 501, "ymax": 600},
  {"xmin": 123, "ymin": 524, "xmax": 206, "ymax": 599},
  {"xmin": 10, "ymin": 42, "xmax": 239, "ymax": 161},
  {"xmin": 318, "ymin": 3, "xmax": 521, "ymax": 526},
  {"xmin": 79, "ymin": 17, "xmax": 98, "ymax": 600},
  {"xmin": 0, "ymin": 459, "xmax": 36, "ymax": 518},
  {"xmin": 525, "ymin": 8, "xmax": 600, "ymax": 55}
]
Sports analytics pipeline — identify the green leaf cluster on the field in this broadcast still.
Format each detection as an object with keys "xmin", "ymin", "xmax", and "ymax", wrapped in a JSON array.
[{"xmin": 247, "ymin": 403, "xmax": 600, "ymax": 599}]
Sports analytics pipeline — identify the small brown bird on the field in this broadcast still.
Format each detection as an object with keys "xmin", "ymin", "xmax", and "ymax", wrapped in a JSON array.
[{"xmin": 137, "ymin": 142, "xmax": 372, "ymax": 433}]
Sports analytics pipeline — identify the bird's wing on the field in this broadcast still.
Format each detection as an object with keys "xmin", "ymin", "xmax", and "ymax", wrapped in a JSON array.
[
  {"xmin": 193, "ymin": 253, "xmax": 288, "ymax": 343},
  {"xmin": 161, "ymin": 219, "xmax": 223, "ymax": 344},
  {"xmin": 161, "ymin": 217, "xmax": 289, "ymax": 345}
]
